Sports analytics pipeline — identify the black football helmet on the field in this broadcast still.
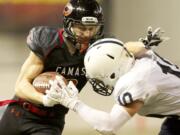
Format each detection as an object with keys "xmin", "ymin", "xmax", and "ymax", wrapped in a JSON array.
[{"xmin": 63, "ymin": 0, "xmax": 104, "ymax": 44}]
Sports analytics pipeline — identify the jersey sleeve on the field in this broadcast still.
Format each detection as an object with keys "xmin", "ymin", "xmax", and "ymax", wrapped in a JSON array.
[
  {"xmin": 113, "ymin": 58, "xmax": 156, "ymax": 106},
  {"xmin": 26, "ymin": 26, "xmax": 59, "ymax": 60}
]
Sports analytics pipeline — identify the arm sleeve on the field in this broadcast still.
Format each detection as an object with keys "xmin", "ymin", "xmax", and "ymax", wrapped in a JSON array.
[{"xmin": 75, "ymin": 102, "xmax": 131, "ymax": 135}]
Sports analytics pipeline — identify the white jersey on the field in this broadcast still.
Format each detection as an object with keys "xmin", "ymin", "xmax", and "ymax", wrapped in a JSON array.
[{"xmin": 113, "ymin": 50, "xmax": 180, "ymax": 117}]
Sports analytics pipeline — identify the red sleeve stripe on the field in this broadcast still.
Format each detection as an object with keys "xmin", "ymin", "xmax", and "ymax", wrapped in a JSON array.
[{"xmin": 58, "ymin": 29, "xmax": 64, "ymax": 47}]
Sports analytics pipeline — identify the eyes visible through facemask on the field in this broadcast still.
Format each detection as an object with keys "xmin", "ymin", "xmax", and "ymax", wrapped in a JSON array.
[{"xmin": 71, "ymin": 23, "xmax": 101, "ymax": 38}]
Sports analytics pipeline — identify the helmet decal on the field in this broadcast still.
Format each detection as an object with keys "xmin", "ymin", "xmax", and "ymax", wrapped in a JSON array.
[
  {"xmin": 82, "ymin": 17, "xmax": 98, "ymax": 25},
  {"xmin": 63, "ymin": 3, "xmax": 73, "ymax": 17}
]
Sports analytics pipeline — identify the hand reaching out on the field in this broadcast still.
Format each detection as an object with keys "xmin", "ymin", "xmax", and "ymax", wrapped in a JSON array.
[
  {"xmin": 139, "ymin": 26, "xmax": 169, "ymax": 49},
  {"xmin": 45, "ymin": 76, "xmax": 80, "ymax": 110},
  {"xmin": 42, "ymin": 79, "xmax": 60, "ymax": 107}
]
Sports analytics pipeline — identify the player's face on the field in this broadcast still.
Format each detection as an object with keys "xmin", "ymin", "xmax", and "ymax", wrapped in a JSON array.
[{"xmin": 71, "ymin": 23, "xmax": 100, "ymax": 44}]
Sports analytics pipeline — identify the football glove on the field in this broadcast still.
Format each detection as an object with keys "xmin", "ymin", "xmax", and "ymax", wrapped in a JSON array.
[
  {"xmin": 42, "ymin": 94, "xmax": 59, "ymax": 107},
  {"xmin": 42, "ymin": 80, "xmax": 60, "ymax": 107},
  {"xmin": 139, "ymin": 26, "xmax": 169, "ymax": 49},
  {"xmin": 45, "ymin": 76, "xmax": 80, "ymax": 110}
]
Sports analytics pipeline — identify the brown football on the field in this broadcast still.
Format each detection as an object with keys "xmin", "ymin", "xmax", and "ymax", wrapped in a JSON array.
[{"xmin": 32, "ymin": 72, "xmax": 67, "ymax": 94}]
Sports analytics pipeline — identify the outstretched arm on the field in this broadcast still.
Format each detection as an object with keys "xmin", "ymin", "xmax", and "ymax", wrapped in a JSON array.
[
  {"xmin": 125, "ymin": 26, "xmax": 168, "ymax": 58},
  {"xmin": 46, "ymin": 76, "xmax": 143, "ymax": 135},
  {"xmin": 75, "ymin": 101, "xmax": 143, "ymax": 135},
  {"xmin": 125, "ymin": 41, "xmax": 146, "ymax": 58}
]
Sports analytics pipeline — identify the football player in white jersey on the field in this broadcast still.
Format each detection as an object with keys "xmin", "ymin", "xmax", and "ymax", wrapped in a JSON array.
[{"xmin": 46, "ymin": 30, "xmax": 180, "ymax": 135}]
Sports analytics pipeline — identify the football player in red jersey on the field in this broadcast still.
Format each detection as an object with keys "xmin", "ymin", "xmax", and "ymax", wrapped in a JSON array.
[
  {"xmin": 0, "ymin": 0, "xmax": 104, "ymax": 135},
  {"xmin": 0, "ymin": 0, "xmax": 162, "ymax": 134}
]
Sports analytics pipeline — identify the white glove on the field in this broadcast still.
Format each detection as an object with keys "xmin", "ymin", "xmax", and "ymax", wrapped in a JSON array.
[
  {"xmin": 42, "ymin": 94, "xmax": 59, "ymax": 107},
  {"xmin": 42, "ymin": 80, "xmax": 60, "ymax": 107},
  {"xmin": 46, "ymin": 75, "xmax": 80, "ymax": 111}
]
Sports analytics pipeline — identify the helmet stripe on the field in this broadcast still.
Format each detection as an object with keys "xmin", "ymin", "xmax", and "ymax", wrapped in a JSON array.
[{"xmin": 88, "ymin": 39, "xmax": 133, "ymax": 57}]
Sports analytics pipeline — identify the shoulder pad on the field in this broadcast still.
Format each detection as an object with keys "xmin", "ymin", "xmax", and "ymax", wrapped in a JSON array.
[
  {"xmin": 114, "ymin": 69, "xmax": 149, "ymax": 106},
  {"xmin": 27, "ymin": 26, "xmax": 59, "ymax": 59}
]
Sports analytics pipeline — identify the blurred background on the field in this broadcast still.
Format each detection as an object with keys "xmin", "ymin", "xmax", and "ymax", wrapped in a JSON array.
[{"xmin": 1, "ymin": 0, "xmax": 180, "ymax": 135}]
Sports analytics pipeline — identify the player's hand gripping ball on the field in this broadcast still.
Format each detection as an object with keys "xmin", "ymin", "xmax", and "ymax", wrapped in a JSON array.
[{"xmin": 32, "ymin": 72, "xmax": 68, "ymax": 94}]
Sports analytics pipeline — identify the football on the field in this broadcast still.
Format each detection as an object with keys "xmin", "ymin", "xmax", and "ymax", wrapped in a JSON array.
[{"xmin": 32, "ymin": 72, "xmax": 67, "ymax": 94}]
